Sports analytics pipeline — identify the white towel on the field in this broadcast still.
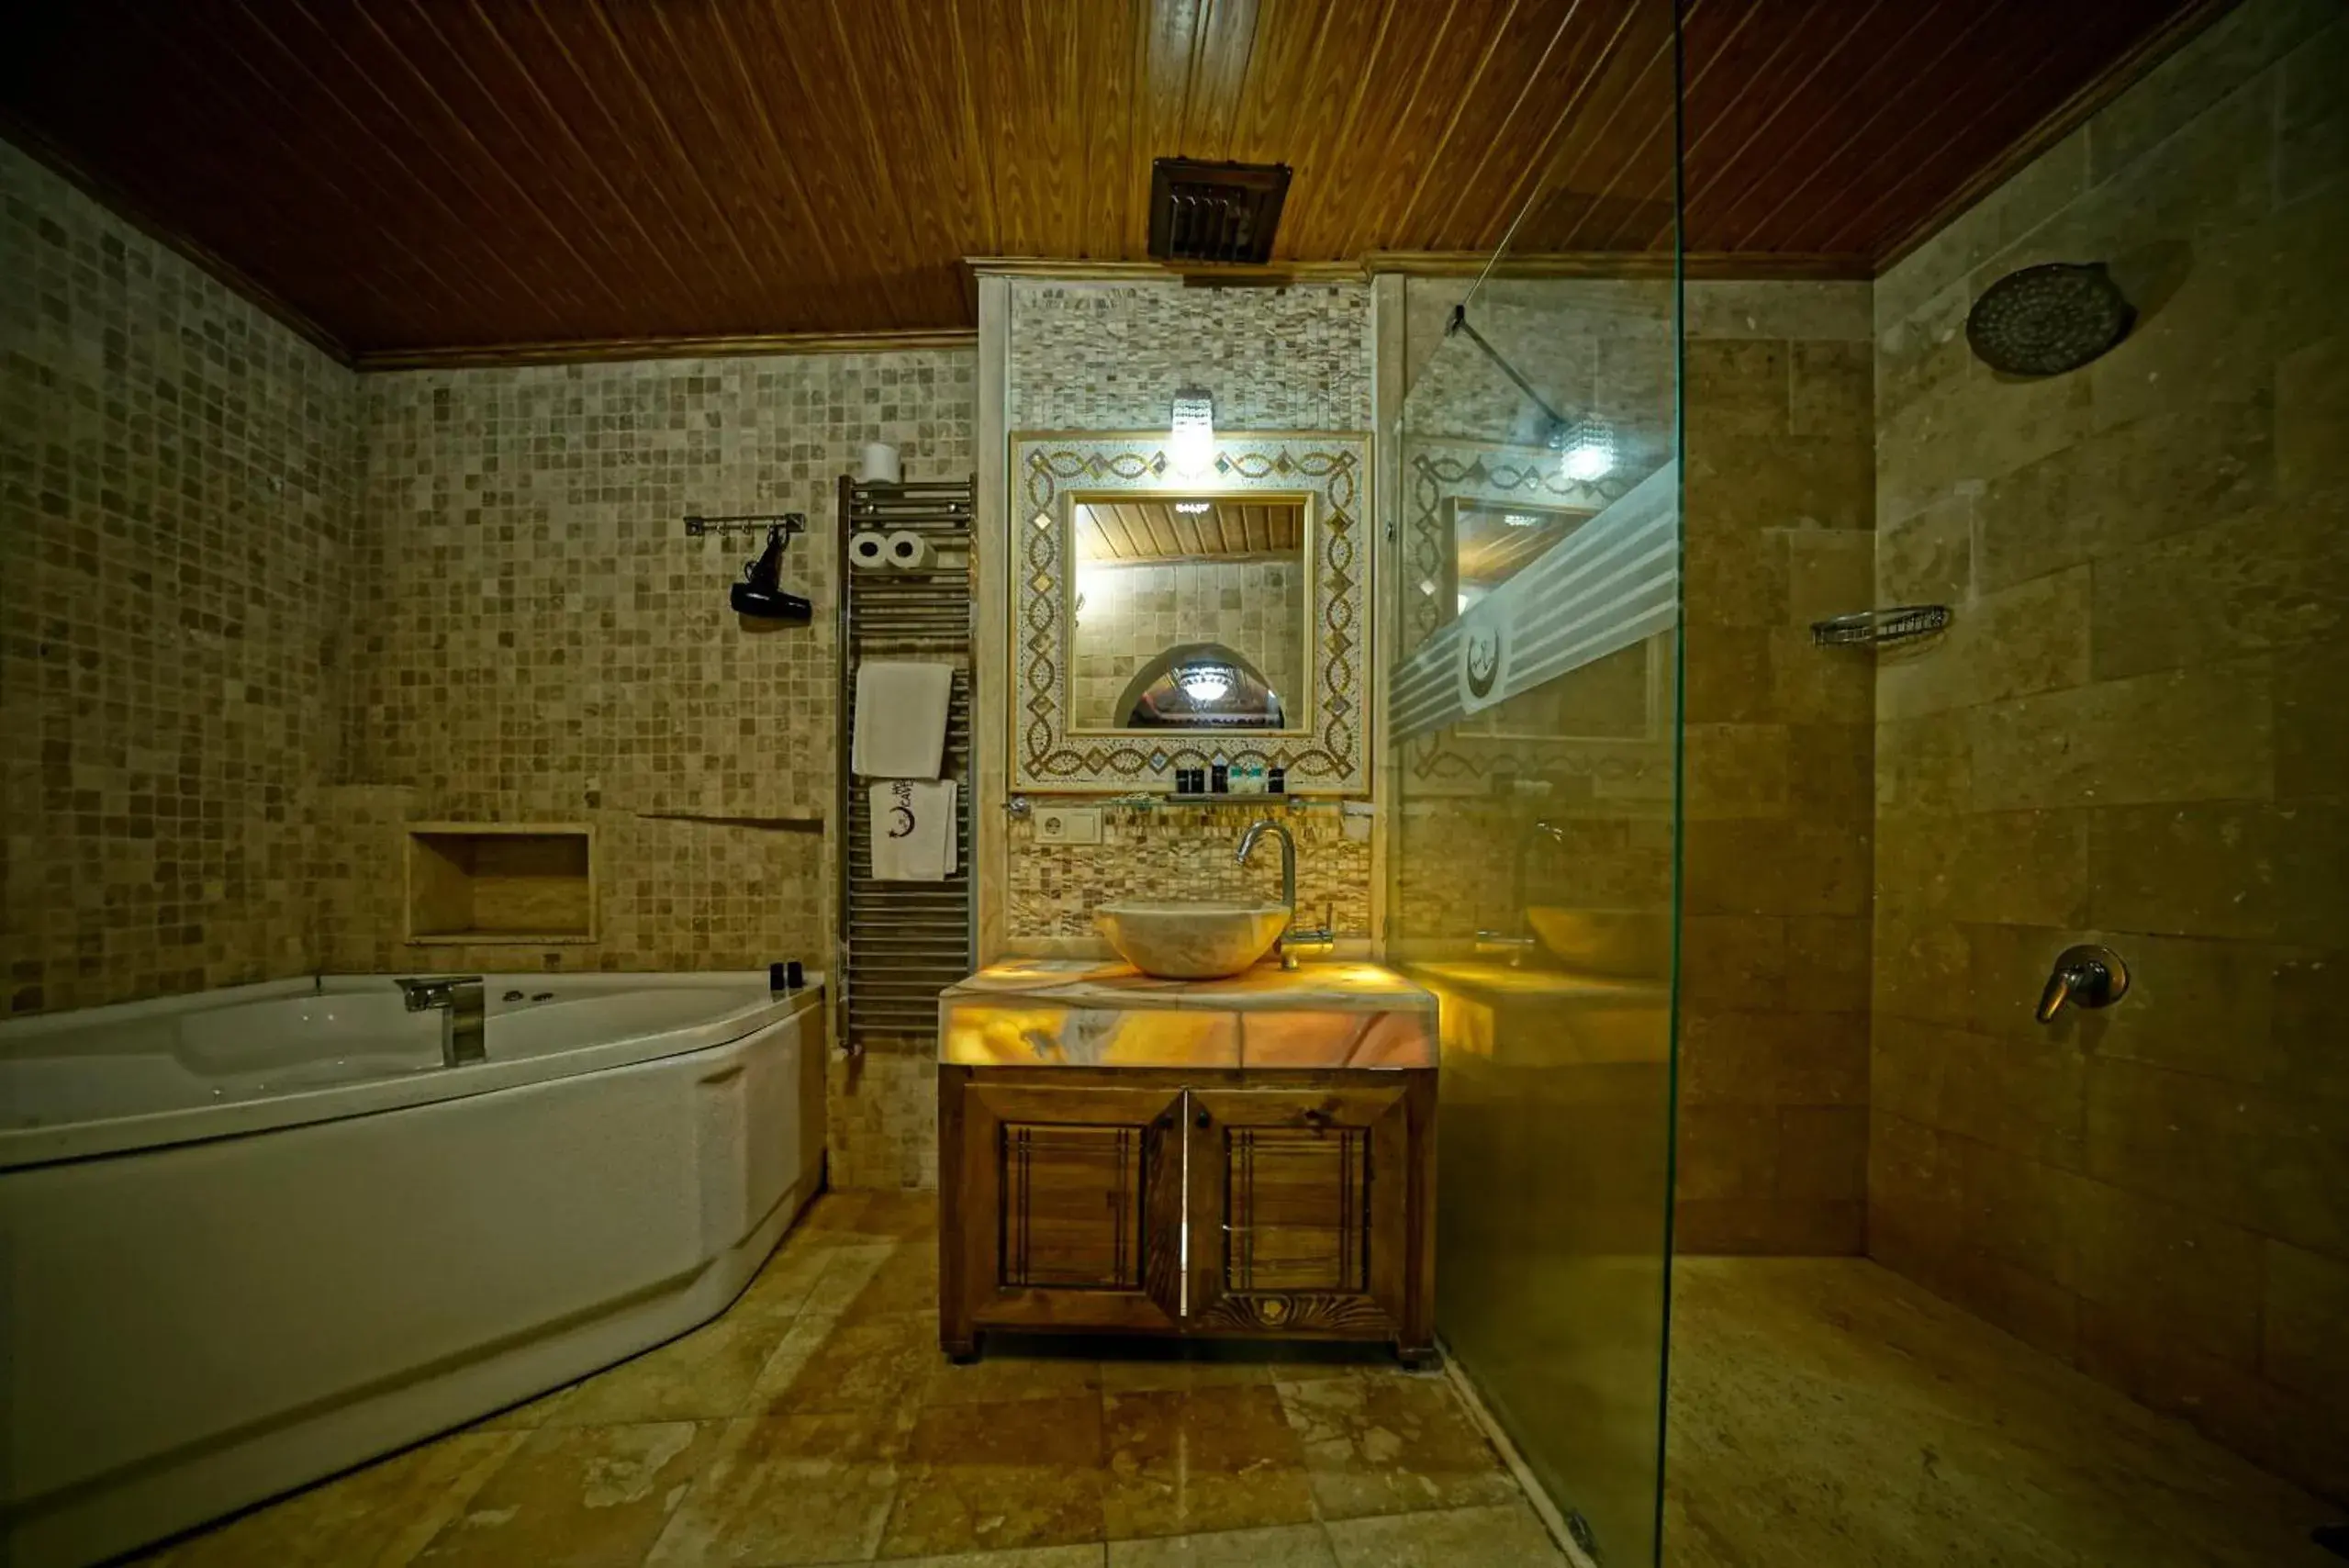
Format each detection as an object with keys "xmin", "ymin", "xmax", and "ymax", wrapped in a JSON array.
[
  {"xmin": 852, "ymin": 660, "xmax": 953, "ymax": 778},
  {"xmin": 870, "ymin": 780, "xmax": 956, "ymax": 881}
]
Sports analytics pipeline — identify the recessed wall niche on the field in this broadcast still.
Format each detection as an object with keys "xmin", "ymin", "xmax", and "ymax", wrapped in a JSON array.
[{"xmin": 404, "ymin": 824, "xmax": 597, "ymax": 946}]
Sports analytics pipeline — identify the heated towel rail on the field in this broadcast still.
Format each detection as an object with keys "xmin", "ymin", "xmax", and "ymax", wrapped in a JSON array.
[{"xmin": 833, "ymin": 475, "xmax": 977, "ymax": 1054}]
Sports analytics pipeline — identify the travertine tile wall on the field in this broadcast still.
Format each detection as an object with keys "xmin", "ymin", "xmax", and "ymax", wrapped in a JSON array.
[
  {"xmin": 1675, "ymin": 281, "xmax": 1878, "ymax": 1255},
  {"xmin": 1070, "ymin": 556, "xmax": 1305, "ymax": 728},
  {"xmin": 332, "ymin": 353, "xmax": 975, "ymax": 1191},
  {"xmin": 0, "ymin": 138, "xmax": 358, "ymax": 1015},
  {"xmin": 1868, "ymin": 0, "xmax": 2347, "ymax": 1497},
  {"xmin": 1004, "ymin": 279, "xmax": 1378, "ymax": 942}
]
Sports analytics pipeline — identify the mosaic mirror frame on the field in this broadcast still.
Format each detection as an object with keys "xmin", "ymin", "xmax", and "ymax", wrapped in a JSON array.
[{"xmin": 1011, "ymin": 431, "xmax": 1372, "ymax": 794}]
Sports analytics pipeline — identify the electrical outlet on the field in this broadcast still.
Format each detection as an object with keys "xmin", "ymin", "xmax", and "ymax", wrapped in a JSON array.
[{"xmin": 1034, "ymin": 806, "xmax": 1102, "ymax": 846}]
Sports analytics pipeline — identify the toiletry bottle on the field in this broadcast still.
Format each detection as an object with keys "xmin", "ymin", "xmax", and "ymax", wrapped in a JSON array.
[{"xmin": 1211, "ymin": 760, "xmax": 1229, "ymax": 793}]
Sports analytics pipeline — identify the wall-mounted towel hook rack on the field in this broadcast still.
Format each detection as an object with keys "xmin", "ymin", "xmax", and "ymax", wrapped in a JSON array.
[{"xmin": 684, "ymin": 511, "xmax": 805, "ymax": 540}]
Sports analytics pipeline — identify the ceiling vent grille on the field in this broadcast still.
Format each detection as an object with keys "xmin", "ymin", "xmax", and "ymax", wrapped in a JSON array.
[{"xmin": 1147, "ymin": 158, "xmax": 1292, "ymax": 265}]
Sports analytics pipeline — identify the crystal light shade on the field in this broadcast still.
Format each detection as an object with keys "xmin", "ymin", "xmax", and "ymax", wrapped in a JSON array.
[
  {"xmin": 1557, "ymin": 414, "xmax": 1616, "ymax": 482},
  {"xmin": 1169, "ymin": 387, "xmax": 1215, "ymax": 476}
]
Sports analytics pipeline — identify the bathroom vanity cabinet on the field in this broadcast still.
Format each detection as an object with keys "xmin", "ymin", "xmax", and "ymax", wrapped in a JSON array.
[{"xmin": 934, "ymin": 959, "xmax": 1439, "ymax": 1364}]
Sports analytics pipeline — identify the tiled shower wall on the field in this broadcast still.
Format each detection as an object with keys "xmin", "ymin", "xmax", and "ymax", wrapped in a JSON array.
[
  {"xmin": 1674, "ymin": 281, "xmax": 1878, "ymax": 1255},
  {"xmin": 1002, "ymin": 280, "xmax": 1377, "ymax": 944},
  {"xmin": 0, "ymin": 139, "xmax": 358, "ymax": 1015},
  {"xmin": 323, "ymin": 354, "xmax": 974, "ymax": 977},
  {"xmin": 1869, "ymin": 0, "xmax": 2347, "ymax": 1498}
]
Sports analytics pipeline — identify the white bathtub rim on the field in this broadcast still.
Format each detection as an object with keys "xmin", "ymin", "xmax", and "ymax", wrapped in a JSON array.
[{"xmin": 0, "ymin": 975, "xmax": 825, "ymax": 1172}]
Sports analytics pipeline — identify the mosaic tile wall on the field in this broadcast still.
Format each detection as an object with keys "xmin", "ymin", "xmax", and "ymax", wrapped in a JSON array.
[
  {"xmin": 1004, "ymin": 278, "xmax": 1376, "ymax": 944},
  {"xmin": 1869, "ymin": 0, "xmax": 2348, "ymax": 1498},
  {"xmin": 1008, "ymin": 280, "xmax": 1372, "ymax": 431},
  {"xmin": 0, "ymin": 138, "xmax": 358, "ymax": 1016},
  {"xmin": 335, "ymin": 352, "xmax": 976, "ymax": 1192},
  {"xmin": 1070, "ymin": 557, "xmax": 1305, "ymax": 729},
  {"xmin": 1006, "ymin": 801, "xmax": 1371, "ymax": 941}
]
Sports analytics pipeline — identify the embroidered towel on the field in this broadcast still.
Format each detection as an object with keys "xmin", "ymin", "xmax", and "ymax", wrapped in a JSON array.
[
  {"xmin": 870, "ymin": 779, "xmax": 956, "ymax": 881},
  {"xmin": 851, "ymin": 660, "xmax": 953, "ymax": 778}
]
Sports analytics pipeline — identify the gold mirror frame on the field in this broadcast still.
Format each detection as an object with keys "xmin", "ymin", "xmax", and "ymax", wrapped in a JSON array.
[
  {"xmin": 1064, "ymin": 488, "xmax": 1317, "ymax": 739},
  {"xmin": 1011, "ymin": 430, "xmax": 1371, "ymax": 794}
]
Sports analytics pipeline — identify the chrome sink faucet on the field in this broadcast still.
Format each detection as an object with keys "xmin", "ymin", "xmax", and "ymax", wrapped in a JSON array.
[
  {"xmin": 397, "ymin": 974, "xmax": 487, "ymax": 1067},
  {"xmin": 1236, "ymin": 819, "xmax": 1335, "ymax": 969},
  {"xmin": 1476, "ymin": 817, "xmax": 1568, "ymax": 967}
]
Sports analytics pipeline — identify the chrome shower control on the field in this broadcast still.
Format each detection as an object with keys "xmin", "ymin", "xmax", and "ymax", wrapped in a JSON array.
[{"xmin": 2036, "ymin": 945, "xmax": 2129, "ymax": 1024}]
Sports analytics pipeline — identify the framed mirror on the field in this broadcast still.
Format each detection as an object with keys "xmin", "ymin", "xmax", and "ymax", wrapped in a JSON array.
[
  {"xmin": 1069, "ymin": 497, "xmax": 1312, "ymax": 734},
  {"xmin": 1010, "ymin": 431, "xmax": 1371, "ymax": 793}
]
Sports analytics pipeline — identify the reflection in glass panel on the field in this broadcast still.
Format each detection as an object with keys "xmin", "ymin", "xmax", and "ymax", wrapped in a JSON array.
[{"xmin": 1383, "ymin": 9, "xmax": 1682, "ymax": 1556}]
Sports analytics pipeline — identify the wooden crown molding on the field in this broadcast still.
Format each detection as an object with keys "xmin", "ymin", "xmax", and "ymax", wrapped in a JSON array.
[
  {"xmin": 964, "ymin": 256, "xmax": 1369, "ymax": 286},
  {"xmin": 1360, "ymin": 250, "xmax": 1874, "ymax": 280},
  {"xmin": 1871, "ymin": 0, "xmax": 2238, "ymax": 274},
  {"xmin": 352, "ymin": 328, "xmax": 978, "ymax": 373}
]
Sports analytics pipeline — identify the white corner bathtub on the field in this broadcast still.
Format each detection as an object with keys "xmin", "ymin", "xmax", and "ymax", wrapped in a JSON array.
[{"xmin": 0, "ymin": 971, "xmax": 826, "ymax": 1568}]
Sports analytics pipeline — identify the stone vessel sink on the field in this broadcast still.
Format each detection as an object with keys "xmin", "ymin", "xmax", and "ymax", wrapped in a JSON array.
[{"xmin": 1095, "ymin": 901, "xmax": 1289, "ymax": 980}]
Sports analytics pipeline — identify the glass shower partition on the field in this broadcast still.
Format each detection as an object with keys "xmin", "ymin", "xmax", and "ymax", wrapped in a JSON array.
[{"xmin": 1381, "ymin": 8, "xmax": 1683, "ymax": 1562}]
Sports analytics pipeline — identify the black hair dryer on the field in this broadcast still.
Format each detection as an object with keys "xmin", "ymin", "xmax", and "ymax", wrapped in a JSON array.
[{"xmin": 732, "ymin": 523, "xmax": 811, "ymax": 622}]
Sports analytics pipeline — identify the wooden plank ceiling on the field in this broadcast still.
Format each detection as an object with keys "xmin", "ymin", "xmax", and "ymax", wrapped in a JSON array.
[
  {"xmin": 1078, "ymin": 501, "xmax": 1303, "ymax": 565},
  {"xmin": 0, "ymin": 0, "xmax": 2217, "ymax": 358}
]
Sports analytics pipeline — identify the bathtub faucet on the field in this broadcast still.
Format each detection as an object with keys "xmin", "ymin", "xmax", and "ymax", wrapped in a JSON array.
[{"xmin": 396, "ymin": 975, "xmax": 487, "ymax": 1068}]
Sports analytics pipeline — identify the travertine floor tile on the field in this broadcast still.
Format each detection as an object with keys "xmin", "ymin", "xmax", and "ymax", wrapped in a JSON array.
[
  {"xmin": 1276, "ymin": 1375, "xmax": 1516, "ymax": 1521},
  {"xmin": 1321, "ymin": 1502, "xmax": 1565, "ymax": 1567},
  {"xmin": 878, "ymin": 1394, "xmax": 1109, "ymax": 1559},
  {"xmin": 1665, "ymin": 1258, "xmax": 2339, "ymax": 1568},
  {"xmin": 413, "ymin": 1421, "xmax": 724, "ymax": 1568},
  {"xmin": 925, "ymin": 1339, "xmax": 1103, "ymax": 1406},
  {"xmin": 136, "ymin": 1430, "xmax": 524, "ymax": 1568},
  {"xmin": 1101, "ymin": 1386, "xmax": 1317, "ymax": 1540},
  {"xmin": 1105, "ymin": 1523, "xmax": 1337, "ymax": 1567},
  {"xmin": 755, "ymin": 1306, "xmax": 939, "ymax": 1416},
  {"xmin": 867, "ymin": 1549, "xmax": 1107, "ymax": 1568},
  {"xmin": 644, "ymin": 1408, "xmax": 910, "ymax": 1568},
  {"xmin": 550, "ymin": 1298, "xmax": 804, "ymax": 1427}
]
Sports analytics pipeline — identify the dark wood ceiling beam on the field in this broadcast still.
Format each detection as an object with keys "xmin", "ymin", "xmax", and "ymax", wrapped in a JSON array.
[
  {"xmin": 225, "ymin": 0, "xmax": 556, "ymax": 332},
  {"xmin": 1696, "ymin": 0, "xmax": 1958, "ymax": 252},
  {"xmin": 0, "ymin": 0, "xmax": 2223, "ymax": 351},
  {"xmin": 360, "ymin": 1, "xmax": 653, "ymax": 323},
  {"xmin": 1450, "ymin": 0, "xmax": 1645, "ymax": 255},
  {"xmin": 1600, "ymin": 0, "xmax": 1779, "ymax": 252},
  {"xmin": 284, "ymin": 0, "xmax": 618, "ymax": 327},
  {"xmin": 1721, "ymin": 0, "xmax": 2016, "ymax": 253},
  {"xmin": 1809, "ymin": 2, "xmax": 2145, "ymax": 256},
  {"xmin": 1417, "ymin": 0, "xmax": 1612, "ymax": 249}
]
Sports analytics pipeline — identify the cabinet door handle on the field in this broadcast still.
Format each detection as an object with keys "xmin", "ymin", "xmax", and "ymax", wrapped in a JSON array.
[
  {"xmin": 1195, "ymin": 1110, "xmax": 1212, "ymax": 1129},
  {"xmin": 1302, "ymin": 1108, "xmax": 1331, "ymax": 1130}
]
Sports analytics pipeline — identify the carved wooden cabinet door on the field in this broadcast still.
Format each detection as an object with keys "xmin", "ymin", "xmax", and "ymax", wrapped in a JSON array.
[
  {"xmin": 943, "ymin": 1078, "xmax": 1189, "ymax": 1345},
  {"xmin": 1181, "ymin": 1082, "xmax": 1429, "ymax": 1341}
]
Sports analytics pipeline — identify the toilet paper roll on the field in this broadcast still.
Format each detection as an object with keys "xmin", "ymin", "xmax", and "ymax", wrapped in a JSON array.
[
  {"xmin": 884, "ymin": 530, "xmax": 934, "ymax": 570},
  {"xmin": 859, "ymin": 442, "xmax": 902, "ymax": 485},
  {"xmin": 847, "ymin": 531, "xmax": 890, "ymax": 571}
]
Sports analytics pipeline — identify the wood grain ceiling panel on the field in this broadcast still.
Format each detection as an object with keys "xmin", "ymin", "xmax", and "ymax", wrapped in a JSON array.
[{"xmin": 0, "ymin": 0, "xmax": 2223, "ymax": 358}]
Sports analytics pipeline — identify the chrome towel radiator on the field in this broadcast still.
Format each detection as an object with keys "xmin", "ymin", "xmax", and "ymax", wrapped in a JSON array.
[{"xmin": 833, "ymin": 475, "xmax": 977, "ymax": 1054}]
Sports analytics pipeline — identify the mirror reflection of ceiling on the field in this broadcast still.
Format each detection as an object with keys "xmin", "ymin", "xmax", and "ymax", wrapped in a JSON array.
[
  {"xmin": 1076, "ymin": 502, "xmax": 1303, "ymax": 566},
  {"xmin": 0, "ymin": 2, "xmax": 2219, "ymax": 355},
  {"xmin": 1456, "ymin": 506, "xmax": 1595, "ymax": 597}
]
